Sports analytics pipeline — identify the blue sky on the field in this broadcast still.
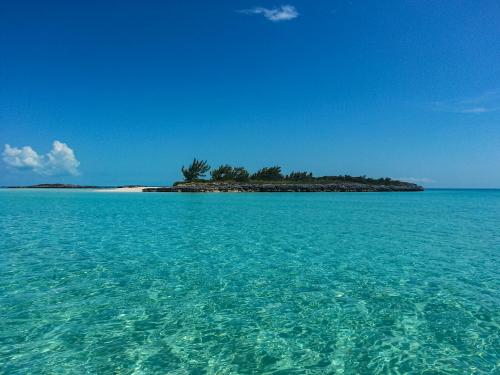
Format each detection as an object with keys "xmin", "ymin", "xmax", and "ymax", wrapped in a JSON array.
[{"xmin": 1, "ymin": 0, "xmax": 499, "ymax": 187}]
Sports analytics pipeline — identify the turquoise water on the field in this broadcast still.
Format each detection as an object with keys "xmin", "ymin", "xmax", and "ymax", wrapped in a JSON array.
[{"xmin": 0, "ymin": 190, "xmax": 499, "ymax": 374}]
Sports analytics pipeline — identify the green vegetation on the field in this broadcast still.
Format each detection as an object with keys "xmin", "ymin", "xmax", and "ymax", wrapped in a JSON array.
[
  {"xmin": 251, "ymin": 166, "xmax": 284, "ymax": 181},
  {"xmin": 178, "ymin": 159, "xmax": 410, "ymax": 186},
  {"xmin": 181, "ymin": 158, "xmax": 210, "ymax": 182},
  {"xmin": 286, "ymin": 171, "xmax": 313, "ymax": 181},
  {"xmin": 232, "ymin": 167, "xmax": 250, "ymax": 182},
  {"xmin": 211, "ymin": 165, "xmax": 250, "ymax": 182},
  {"xmin": 314, "ymin": 175, "xmax": 403, "ymax": 185}
]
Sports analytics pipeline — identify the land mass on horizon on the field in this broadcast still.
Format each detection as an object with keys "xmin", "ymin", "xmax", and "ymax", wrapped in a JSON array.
[
  {"xmin": 6, "ymin": 159, "xmax": 423, "ymax": 192},
  {"xmin": 143, "ymin": 159, "xmax": 423, "ymax": 192}
]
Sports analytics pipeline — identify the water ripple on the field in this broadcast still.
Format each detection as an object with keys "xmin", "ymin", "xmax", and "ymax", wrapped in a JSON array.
[{"xmin": 0, "ymin": 190, "xmax": 499, "ymax": 373}]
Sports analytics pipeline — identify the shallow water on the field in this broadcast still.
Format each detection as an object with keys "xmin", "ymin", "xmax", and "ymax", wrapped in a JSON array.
[{"xmin": 0, "ymin": 189, "xmax": 499, "ymax": 374}]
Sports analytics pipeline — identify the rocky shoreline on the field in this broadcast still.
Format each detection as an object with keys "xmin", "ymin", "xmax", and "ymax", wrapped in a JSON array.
[{"xmin": 143, "ymin": 182, "xmax": 423, "ymax": 193}]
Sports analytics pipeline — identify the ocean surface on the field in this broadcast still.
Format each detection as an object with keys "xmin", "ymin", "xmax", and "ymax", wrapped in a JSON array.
[{"xmin": 0, "ymin": 189, "xmax": 499, "ymax": 374}]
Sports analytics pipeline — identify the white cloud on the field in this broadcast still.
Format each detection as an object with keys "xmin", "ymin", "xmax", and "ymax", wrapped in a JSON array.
[
  {"xmin": 3, "ymin": 144, "xmax": 42, "ymax": 170},
  {"xmin": 44, "ymin": 141, "xmax": 80, "ymax": 176},
  {"xmin": 2, "ymin": 140, "xmax": 80, "ymax": 176},
  {"xmin": 240, "ymin": 5, "xmax": 299, "ymax": 22}
]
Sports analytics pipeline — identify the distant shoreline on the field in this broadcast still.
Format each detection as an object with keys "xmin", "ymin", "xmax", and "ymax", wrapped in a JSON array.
[
  {"xmin": 6, "ymin": 184, "xmax": 110, "ymax": 189},
  {"xmin": 4, "ymin": 184, "xmax": 156, "ymax": 192},
  {"xmin": 4, "ymin": 182, "xmax": 424, "ymax": 192}
]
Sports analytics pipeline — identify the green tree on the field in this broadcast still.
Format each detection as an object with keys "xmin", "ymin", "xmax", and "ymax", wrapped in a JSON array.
[
  {"xmin": 211, "ymin": 165, "xmax": 234, "ymax": 181},
  {"xmin": 286, "ymin": 171, "xmax": 313, "ymax": 181},
  {"xmin": 251, "ymin": 166, "xmax": 284, "ymax": 181},
  {"xmin": 232, "ymin": 167, "xmax": 250, "ymax": 182},
  {"xmin": 211, "ymin": 165, "xmax": 250, "ymax": 182},
  {"xmin": 181, "ymin": 158, "xmax": 210, "ymax": 182}
]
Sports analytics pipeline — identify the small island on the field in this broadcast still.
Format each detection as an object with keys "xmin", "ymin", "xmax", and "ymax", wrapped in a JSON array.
[
  {"xmin": 7, "ymin": 184, "xmax": 102, "ymax": 189},
  {"xmin": 144, "ymin": 159, "xmax": 424, "ymax": 193}
]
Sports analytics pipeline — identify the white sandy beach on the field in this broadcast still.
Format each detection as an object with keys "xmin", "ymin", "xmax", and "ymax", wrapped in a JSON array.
[{"xmin": 96, "ymin": 186, "xmax": 159, "ymax": 193}]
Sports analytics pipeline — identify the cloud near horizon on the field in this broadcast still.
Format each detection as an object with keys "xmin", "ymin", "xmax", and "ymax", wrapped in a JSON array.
[
  {"xmin": 431, "ymin": 90, "xmax": 500, "ymax": 114},
  {"xmin": 3, "ymin": 140, "xmax": 80, "ymax": 176},
  {"xmin": 239, "ymin": 5, "xmax": 299, "ymax": 22}
]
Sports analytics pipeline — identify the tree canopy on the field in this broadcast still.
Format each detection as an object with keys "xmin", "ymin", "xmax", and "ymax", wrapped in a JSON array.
[
  {"xmin": 286, "ymin": 171, "xmax": 313, "ymax": 181},
  {"xmin": 181, "ymin": 158, "xmax": 210, "ymax": 182},
  {"xmin": 232, "ymin": 167, "xmax": 250, "ymax": 182},
  {"xmin": 211, "ymin": 165, "xmax": 250, "ymax": 182},
  {"xmin": 179, "ymin": 159, "xmax": 405, "ymax": 186},
  {"xmin": 210, "ymin": 165, "xmax": 233, "ymax": 181},
  {"xmin": 250, "ymin": 166, "xmax": 284, "ymax": 181}
]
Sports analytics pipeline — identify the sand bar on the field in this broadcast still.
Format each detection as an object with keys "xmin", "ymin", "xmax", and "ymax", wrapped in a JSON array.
[{"xmin": 96, "ymin": 186, "xmax": 159, "ymax": 193}]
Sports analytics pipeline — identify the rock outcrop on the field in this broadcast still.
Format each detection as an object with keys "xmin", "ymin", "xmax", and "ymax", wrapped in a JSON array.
[{"xmin": 143, "ymin": 182, "xmax": 423, "ymax": 193}]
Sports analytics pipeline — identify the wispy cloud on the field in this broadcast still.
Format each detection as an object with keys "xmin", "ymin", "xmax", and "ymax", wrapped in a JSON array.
[
  {"xmin": 395, "ymin": 177, "xmax": 435, "ymax": 184},
  {"xmin": 457, "ymin": 107, "xmax": 489, "ymax": 114},
  {"xmin": 239, "ymin": 5, "xmax": 299, "ymax": 22},
  {"xmin": 3, "ymin": 140, "xmax": 80, "ymax": 176},
  {"xmin": 431, "ymin": 90, "xmax": 500, "ymax": 114},
  {"xmin": 460, "ymin": 90, "xmax": 499, "ymax": 105}
]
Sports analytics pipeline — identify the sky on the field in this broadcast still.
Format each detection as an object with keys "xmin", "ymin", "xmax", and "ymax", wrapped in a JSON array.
[{"xmin": 1, "ymin": 0, "xmax": 500, "ymax": 188}]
